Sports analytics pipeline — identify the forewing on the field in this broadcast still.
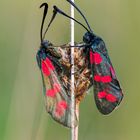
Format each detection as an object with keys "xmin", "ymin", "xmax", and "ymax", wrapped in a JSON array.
[
  {"xmin": 89, "ymin": 37, "xmax": 123, "ymax": 114},
  {"xmin": 37, "ymin": 53, "xmax": 77, "ymax": 127}
]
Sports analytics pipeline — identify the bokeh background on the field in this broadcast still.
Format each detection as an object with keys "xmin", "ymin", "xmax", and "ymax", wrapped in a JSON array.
[{"xmin": 0, "ymin": 0, "xmax": 140, "ymax": 140}]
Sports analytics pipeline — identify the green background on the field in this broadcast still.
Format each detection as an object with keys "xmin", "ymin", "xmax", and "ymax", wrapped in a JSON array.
[{"xmin": 0, "ymin": 0, "xmax": 139, "ymax": 140}]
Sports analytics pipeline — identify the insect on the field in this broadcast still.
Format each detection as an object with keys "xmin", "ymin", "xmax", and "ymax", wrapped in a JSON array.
[
  {"xmin": 36, "ymin": 3, "xmax": 78, "ymax": 128},
  {"xmin": 50, "ymin": 0, "xmax": 124, "ymax": 115}
]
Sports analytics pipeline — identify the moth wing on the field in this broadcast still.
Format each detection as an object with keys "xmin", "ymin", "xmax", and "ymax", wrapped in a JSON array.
[
  {"xmin": 90, "ymin": 37, "xmax": 123, "ymax": 114},
  {"xmin": 37, "ymin": 54, "xmax": 77, "ymax": 127}
]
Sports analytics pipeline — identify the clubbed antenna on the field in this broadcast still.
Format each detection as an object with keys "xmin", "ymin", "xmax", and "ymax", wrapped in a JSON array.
[
  {"xmin": 53, "ymin": 6, "xmax": 90, "ymax": 32},
  {"xmin": 43, "ymin": 10, "xmax": 57, "ymax": 40},
  {"xmin": 66, "ymin": 0, "xmax": 93, "ymax": 32},
  {"xmin": 40, "ymin": 3, "xmax": 48, "ymax": 42}
]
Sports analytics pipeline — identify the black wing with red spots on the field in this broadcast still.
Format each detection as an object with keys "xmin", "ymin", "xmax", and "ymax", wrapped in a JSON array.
[
  {"xmin": 89, "ymin": 37, "xmax": 123, "ymax": 114},
  {"xmin": 36, "ymin": 47, "xmax": 78, "ymax": 127},
  {"xmin": 37, "ymin": 2, "xmax": 78, "ymax": 128}
]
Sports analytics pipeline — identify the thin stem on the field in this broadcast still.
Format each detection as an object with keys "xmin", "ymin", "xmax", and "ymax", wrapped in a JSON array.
[
  {"xmin": 70, "ymin": 0, "xmax": 75, "ymax": 138},
  {"xmin": 70, "ymin": 1, "xmax": 79, "ymax": 140},
  {"xmin": 74, "ymin": 104, "xmax": 79, "ymax": 140}
]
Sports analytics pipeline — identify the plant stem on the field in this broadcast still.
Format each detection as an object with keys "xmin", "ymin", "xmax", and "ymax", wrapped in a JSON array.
[
  {"xmin": 70, "ymin": 0, "xmax": 79, "ymax": 140},
  {"xmin": 74, "ymin": 104, "xmax": 79, "ymax": 140}
]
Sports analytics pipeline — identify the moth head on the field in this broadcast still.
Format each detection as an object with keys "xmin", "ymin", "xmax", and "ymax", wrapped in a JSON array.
[
  {"xmin": 39, "ymin": 41, "xmax": 51, "ymax": 60},
  {"xmin": 41, "ymin": 40, "xmax": 51, "ymax": 49},
  {"xmin": 83, "ymin": 32, "xmax": 95, "ymax": 44}
]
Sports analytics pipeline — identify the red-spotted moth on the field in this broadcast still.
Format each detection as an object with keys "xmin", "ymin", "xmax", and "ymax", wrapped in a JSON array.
[
  {"xmin": 53, "ymin": 0, "xmax": 123, "ymax": 115},
  {"xmin": 36, "ymin": 3, "xmax": 78, "ymax": 128}
]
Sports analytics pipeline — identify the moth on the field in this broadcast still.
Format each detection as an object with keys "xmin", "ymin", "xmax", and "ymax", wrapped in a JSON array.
[
  {"xmin": 36, "ymin": 3, "xmax": 78, "ymax": 128},
  {"xmin": 51, "ymin": 0, "xmax": 123, "ymax": 115}
]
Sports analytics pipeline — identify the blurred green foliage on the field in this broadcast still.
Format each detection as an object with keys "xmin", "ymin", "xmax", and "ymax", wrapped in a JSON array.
[{"xmin": 0, "ymin": 0, "xmax": 140, "ymax": 140}]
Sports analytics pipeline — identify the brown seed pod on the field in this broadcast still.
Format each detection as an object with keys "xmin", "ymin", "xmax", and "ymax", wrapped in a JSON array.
[{"xmin": 54, "ymin": 43, "xmax": 92, "ymax": 104}]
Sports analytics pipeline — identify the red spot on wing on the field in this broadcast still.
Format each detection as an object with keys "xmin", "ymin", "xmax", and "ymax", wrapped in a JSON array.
[
  {"xmin": 45, "ymin": 58, "xmax": 55, "ymax": 70},
  {"xmin": 98, "ymin": 91, "xmax": 117, "ymax": 102},
  {"xmin": 90, "ymin": 51, "xmax": 102, "ymax": 64},
  {"xmin": 46, "ymin": 89, "xmax": 56, "ymax": 97},
  {"xmin": 42, "ymin": 60, "xmax": 51, "ymax": 76},
  {"xmin": 41, "ymin": 58, "xmax": 55, "ymax": 76},
  {"xmin": 46, "ymin": 83, "xmax": 61, "ymax": 97},
  {"xmin": 55, "ymin": 101, "xmax": 67, "ymax": 117},
  {"xmin": 94, "ymin": 75, "xmax": 101, "ymax": 82},
  {"xmin": 93, "ymin": 52, "xmax": 102, "ymax": 64},
  {"xmin": 94, "ymin": 75, "xmax": 111, "ymax": 83},
  {"xmin": 101, "ymin": 76, "xmax": 112, "ymax": 83},
  {"xmin": 98, "ymin": 91, "xmax": 107, "ymax": 99},
  {"xmin": 106, "ymin": 94, "xmax": 117, "ymax": 102},
  {"xmin": 58, "ymin": 101, "xmax": 67, "ymax": 109}
]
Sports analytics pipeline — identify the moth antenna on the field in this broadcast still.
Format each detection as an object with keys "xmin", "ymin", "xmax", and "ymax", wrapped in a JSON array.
[
  {"xmin": 43, "ymin": 9, "xmax": 57, "ymax": 40},
  {"xmin": 40, "ymin": 3, "xmax": 48, "ymax": 42},
  {"xmin": 53, "ymin": 6, "xmax": 90, "ymax": 32},
  {"xmin": 66, "ymin": 0, "xmax": 92, "ymax": 32}
]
